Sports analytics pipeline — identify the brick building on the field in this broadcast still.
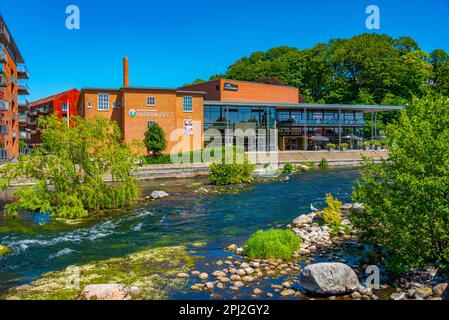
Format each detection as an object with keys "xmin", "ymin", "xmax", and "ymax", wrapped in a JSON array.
[
  {"xmin": 0, "ymin": 15, "xmax": 29, "ymax": 160},
  {"xmin": 27, "ymin": 89, "xmax": 80, "ymax": 148}
]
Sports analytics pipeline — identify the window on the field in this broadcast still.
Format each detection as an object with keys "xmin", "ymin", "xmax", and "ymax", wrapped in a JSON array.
[
  {"xmin": 112, "ymin": 102, "xmax": 116, "ymax": 109},
  {"xmin": 61, "ymin": 103, "xmax": 68, "ymax": 112},
  {"xmin": 146, "ymin": 96, "xmax": 156, "ymax": 106},
  {"xmin": 183, "ymin": 96, "xmax": 193, "ymax": 112},
  {"xmin": 98, "ymin": 93, "xmax": 109, "ymax": 111},
  {"xmin": 87, "ymin": 101, "xmax": 92, "ymax": 108},
  {"xmin": 147, "ymin": 120, "xmax": 155, "ymax": 128}
]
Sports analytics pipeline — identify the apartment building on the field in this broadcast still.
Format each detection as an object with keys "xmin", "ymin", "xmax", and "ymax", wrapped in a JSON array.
[
  {"xmin": 27, "ymin": 89, "xmax": 80, "ymax": 148},
  {"xmin": 0, "ymin": 15, "xmax": 29, "ymax": 160}
]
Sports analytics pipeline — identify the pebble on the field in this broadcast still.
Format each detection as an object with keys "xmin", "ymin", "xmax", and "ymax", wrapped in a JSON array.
[
  {"xmin": 253, "ymin": 288, "xmax": 263, "ymax": 295},
  {"xmin": 191, "ymin": 271, "xmax": 200, "ymax": 276},
  {"xmin": 176, "ymin": 272, "xmax": 190, "ymax": 278},
  {"xmin": 280, "ymin": 289, "xmax": 295, "ymax": 296},
  {"xmin": 267, "ymin": 293, "xmax": 274, "ymax": 298},
  {"xmin": 233, "ymin": 281, "xmax": 245, "ymax": 288},
  {"xmin": 230, "ymin": 275, "xmax": 241, "ymax": 281},
  {"xmin": 282, "ymin": 281, "xmax": 292, "ymax": 288},
  {"xmin": 205, "ymin": 282, "xmax": 214, "ymax": 290},
  {"xmin": 242, "ymin": 276, "xmax": 255, "ymax": 282},
  {"xmin": 199, "ymin": 273, "xmax": 209, "ymax": 280},
  {"xmin": 212, "ymin": 271, "xmax": 226, "ymax": 278},
  {"xmin": 230, "ymin": 286, "xmax": 239, "ymax": 291}
]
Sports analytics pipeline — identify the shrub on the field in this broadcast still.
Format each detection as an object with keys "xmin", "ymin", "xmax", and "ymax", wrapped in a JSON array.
[
  {"xmin": 319, "ymin": 193, "xmax": 342, "ymax": 226},
  {"xmin": 340, "ymin": 143, "xmax": 349, "ymax": 149},
  {"xmin": 144, "ymin": 122, "xmax": 167, "ymax": 156},
  {"xmin": 352, "ymin": 95, "xmax": 449, "ymax": 273},
  {"xmin": 245, "ymin": 229, "xmax": 301, "ymax": 260},
  {"xmin": 282, "ymin": 163, "xmax": 294, "ymax": 174},
  {"xmin": 327, "ymin": 143, "xmax": 336, "ymax": 149},
  {"xmin": 303, "ymin": 161, "xmax": 316, "ymax": 168},
  {"xmin": 363, "ymin": 141, "xmax": 372, "ymax": 147},
  {"xmin": 209, "ymin": 148, "xmax": 256, "ymax": 185},
  {"xmin": 374, "ymin": 140, "xmax": 382, "ymax": 147},
  {"xmin": 319, "ymin": 158, "xmax": 329, "ymax": 169}
]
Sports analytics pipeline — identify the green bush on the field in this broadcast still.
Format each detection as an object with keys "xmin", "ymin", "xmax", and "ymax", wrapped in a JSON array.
[
  {"xmin": 144, "ymin": 123, "xmax": 167, "ymax": 156},
  {"xmin": 327, "ymin": 143, "xmax": 336, "ymax": 149},
  {"xmin": 353, "ymin": 95, "xmax": 449, "ymax": 273},
  {"xmin": 303, "ymin": 161, "xmax": 316, "ymax": 168},
  {"xmin": 245, "ymin": 229, "xmax": 301, "ymax": 260},
  {"xmin": 282, "ymin": 163, "xmax": 294, "ymax": 174},
  {"xmin": 340, "ymin": 143, "xmax": 349, "ymax": 148},
  {"xmin": 319, "ymin": 158, "xmax": 329, "ymax": 169},
  {"xmin": 209, "ymin": 159, "xmax": 255, "ymax": 185},
  {"xmin": 319, "ymin": 193, "xmax": 342, "ymax": 226}
]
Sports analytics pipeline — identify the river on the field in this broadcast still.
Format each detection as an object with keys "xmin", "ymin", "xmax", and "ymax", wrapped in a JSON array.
[{"xmin": 0, "ymin": 167, "xmax": 361, "ymax": 297}]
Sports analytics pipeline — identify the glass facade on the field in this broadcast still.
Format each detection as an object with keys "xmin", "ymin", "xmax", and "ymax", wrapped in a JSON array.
[
  {"xmin": 204, "ymin": 105, "xmax": 276, "ymax": 151},
  {"xmin": 204, "ymin": 105, "xmax": 366, "ymax": 151}
]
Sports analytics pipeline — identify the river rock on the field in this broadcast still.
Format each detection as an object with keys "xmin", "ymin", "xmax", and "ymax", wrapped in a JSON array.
[
  {"xmin": 390, "ymin": 292, "xmax": 407, "ymax": 300},
  {"xmin": 227, "ymin": 244, "xmax": 238, "ymax": 252},
  {"xmin": 205, "ymin": 282, "xmax": 214, "ymax": 290},
  {"xmin": 212, "ymin": 271, "xmax": 226, "ymax": 278},
  {"xmin": 249, "ymin": 261, "xmax": 260, "ymax": 268},
  {"xmin": 253, "ymin": 288, "xmax": 263, "ymax": 295},
  {"xmin": 230, "ymin": 275, "xmax": 241, "ymax": 281},
  {"xmin": 242, "ymin": 276, "xmax": 255, "ymax": 282},
  {"xmin": 432, "ymin": 283, "xmax": 448, "ymax": 297},
  {"xmin": 199, "ymin": 273, "xmax": 209, "ymax": 280},
  {"xmin": 299, "ymin": 263, "xmax": 360, "ymax": 295},
  {"xmin": 233, "ymin": 281, "xmax": 245, "ymax": 288},
  {"xmin": 0, "ymin": 244, "xmax": 12, "ymax": 256},
  {"xmin": 78, "ymin": 284, "xmax": 131, "ymax": 300},
  {"xmin": 280, "ymin": 289, "xmax": 295, "ymax": 296},
  {"xmin": 130, "ymin": 286, "xmax": 141, "ymax": 297},
  {"xmin": 176, "ymin": 272, "xmax": 190, "ymax": 278},
  {"xmin": 244, "ymin": 267, "xmax": 254, "ymax": 275},
  {"xmin": 414, "ymin": 287, "xmax": 433, "ymax": 299},
  {"xmin": 150, "ymin": 191, "xmax": 169, "ymax": 199},
  {"xmin": 293, "ymin": 215, "xmax": 313, "ymax": 227}
]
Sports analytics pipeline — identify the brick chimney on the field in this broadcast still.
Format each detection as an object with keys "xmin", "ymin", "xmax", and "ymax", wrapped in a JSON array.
[{"xmin": 123, "ymin": 56, "xmax": 129, "ymax": 87}]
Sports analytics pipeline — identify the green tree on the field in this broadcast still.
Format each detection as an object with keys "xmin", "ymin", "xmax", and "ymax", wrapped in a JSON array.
[
  {"xmin": 0, "ymin": 115, "xmax": 140, "ymax": 219},
  {"xmin": 352, "ymin": 94, "xmax": 449, "ymax": 273},
  {"xmin": 144, "ymin": 122, "xmax": 167, "ymax": 156}
]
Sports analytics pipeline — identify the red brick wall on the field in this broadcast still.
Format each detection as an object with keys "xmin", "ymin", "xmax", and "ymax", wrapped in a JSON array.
[{"xmin": 181, "ymin": 79, "xmax": 300, "ymax": 104}]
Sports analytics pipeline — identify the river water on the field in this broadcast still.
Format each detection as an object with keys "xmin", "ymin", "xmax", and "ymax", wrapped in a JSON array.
[{"xmin": 0, "ymin": 167, "xmax": 360, "ymax": 296}]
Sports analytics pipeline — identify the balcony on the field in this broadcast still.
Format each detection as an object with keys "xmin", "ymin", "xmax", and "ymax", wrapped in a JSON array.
[
  {"xmin": 19, "ymin": 131, "xmax": 28, "ymax": 139},
  {"xmin": 0, "ymin": 100, "xmax": 8, "ymax": 111},
  {"xmin": 0, "ymin": 64, "xmax": 5, "ymax": 75},
  {"xmin": 17, "ymin": 64, "xmax": 29, "ymax": 79},
  {"xmin": 0, "ymin": 74, "xmax": 8, "ymax": 87},
  {"xmin": 0, "ymin": 149, "xmax": 9, "ymax": 160},
  {"xmin": 12, "ymin": 131, "xmax": 17, "ymax": 139},
  {"xmin": 278, "ymin": 119, "xmax": 366, "ymax": 127},
  {"xmin": 19, "ymin": 115, "xmax": 27, "ymax": 124},
  {"xmin": 0, "ymin": 47, "xmax": 7, "ymax": 63},
  {"xmin": 0, "ymin": 124, "xmax": 9, "ymax": 135},
  {"xmin": 18, "ymin": 81, "xmax": 30, "ymax": 95},
  {"xmin": 18, "ymin": 97, "xmax": 29, "ymax": 109}
]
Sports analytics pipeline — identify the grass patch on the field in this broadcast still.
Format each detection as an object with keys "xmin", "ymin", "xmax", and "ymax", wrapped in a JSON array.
[{"xmin": 244, "ymin": 229, "xmax": 301, "ymax": 260}]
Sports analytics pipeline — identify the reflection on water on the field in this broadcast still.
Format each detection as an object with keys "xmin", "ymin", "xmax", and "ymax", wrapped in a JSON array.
[{"xmin": 0, "ymin": 168, "xmax": 360, "ymax": 293}]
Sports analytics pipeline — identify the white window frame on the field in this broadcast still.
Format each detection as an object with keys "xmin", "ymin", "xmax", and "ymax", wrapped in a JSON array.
[
  {"xmin": 87, "ymin": 101, "xmax": 92, "ymax": 109},
  {"xmin": 146, "ymin": 96, "xmax": 156, "ymax": 107},
  {"xmin": 183, "ymin": 96, "xmax": 193, "ymax": 113},
  {"xmin": 61, "ymin": 103, "xmax": 68, "ymax": 112},
  {"xmin": 98, "ymin": 93, "xmax": 110, "ymax": 111}
]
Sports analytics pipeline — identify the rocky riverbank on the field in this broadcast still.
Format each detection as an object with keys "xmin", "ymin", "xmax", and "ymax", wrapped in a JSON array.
[{"xmin": 180, "ymin": 203, "xmax": 448, "ymax": 301}]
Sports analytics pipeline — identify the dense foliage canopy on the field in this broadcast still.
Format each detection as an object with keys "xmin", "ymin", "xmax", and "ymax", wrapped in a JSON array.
[
  {"xmin": 203, "ymin": 34, "xmax": 449, "ymax": 133},
  {"xmin": 352, "ymin": 94, "xmax": 449, "ymax": 273},
  {"xmin": 0, "ymin": 116, "xmax": 141, "ymax": 219}
]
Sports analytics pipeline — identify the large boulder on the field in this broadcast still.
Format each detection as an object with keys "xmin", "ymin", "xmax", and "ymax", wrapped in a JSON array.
[
  {"xmin": 150, "ymin": 191, "xmax": 169, "ymax": 199},
  {"xmin": 299, "ymin": 263, "xmax": 360, "ymax": 295},
  {"xmin": 78, "ymin": 284, "xmax": 132, "ymax": 300},
  {"xmin": 293, "ymin": 214, "xmax": 313, "ymax": 227}
]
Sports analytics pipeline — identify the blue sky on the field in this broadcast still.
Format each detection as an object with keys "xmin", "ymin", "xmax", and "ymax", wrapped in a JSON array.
[{"xmin": 1, "ymin": 0, "xmax": 449, "ymax": 101}]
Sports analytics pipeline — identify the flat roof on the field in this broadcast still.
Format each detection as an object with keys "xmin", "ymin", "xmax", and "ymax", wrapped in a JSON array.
[
  {"xmin": 81, "ymin": 87, "xmax": 207, "ymax": 95},
  {"xmin": 204, "ymin": 101, "xmax": 404, "ymax": 112},
  {"xmin": 184, "ymin": 78, "xmax": 299, "ymax": 90}
]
